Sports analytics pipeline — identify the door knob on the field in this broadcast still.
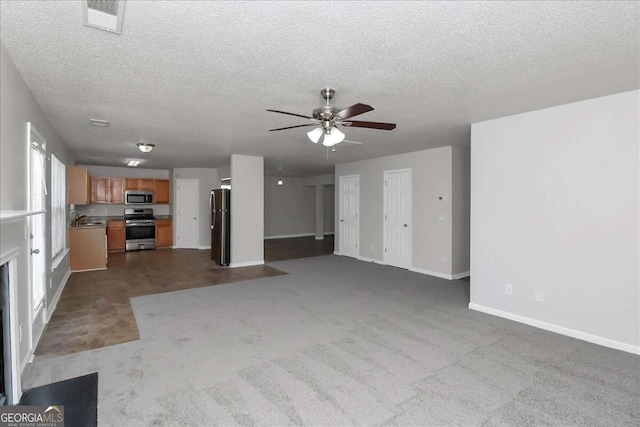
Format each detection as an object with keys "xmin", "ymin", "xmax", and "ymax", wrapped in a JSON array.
[
  {"xmin": 193, "ymin": 217, "xmax": 196, "ymax": 220},
  {"xmin": 31, "ymin": 248, "xmax": 40, "ymax": 255},
  {"xmin": 403, "ymin": 224, "xmax": 408, "ymax": 227},
  {"xmin": 340, "ymin": 219, "xmax": 344, "ymax": 222}
]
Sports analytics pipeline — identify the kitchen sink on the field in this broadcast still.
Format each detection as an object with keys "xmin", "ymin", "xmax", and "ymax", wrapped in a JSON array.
[{"xmin": 78, "ymin": 222, "xmax": 105, "ymax": 226}]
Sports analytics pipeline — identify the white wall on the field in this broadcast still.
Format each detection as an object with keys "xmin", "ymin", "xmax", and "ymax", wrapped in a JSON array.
[
  {"xmin": 264, "ymin": 176, "xmax": 315, "ymax": 238},
  {"xmin": 335, "ymin": 146, "xmax": 470, "ymax": 277},
  {"xmin": 470, "ymin": 90, "xmax": 639, "ymax": 353},
  {"xmin": 173, "ymin": 168, "xmax": 219, "ymax": 248},
  {"xmin": 0, "ymin": 41, "xmax": 73, "ymax": 369},
  {"xmin": 84, "ymin": 165, "xmax": 169, "ymax": 179},
  {"xmin": 324, "ymin": 184, "xmax": 335, "ymax": 233},
  {"xmin": 452, "ymin": 146, "xmax": 471, "ymax": 274},
  {"xmin": 231, "ymin": 155, "xmax": 264, "ymax": 266}
]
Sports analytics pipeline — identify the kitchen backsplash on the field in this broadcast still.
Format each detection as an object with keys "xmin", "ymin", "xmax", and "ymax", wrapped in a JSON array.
[{"xmin": 75, "ymin": 204, "xmax": 171, "ymax": 217}]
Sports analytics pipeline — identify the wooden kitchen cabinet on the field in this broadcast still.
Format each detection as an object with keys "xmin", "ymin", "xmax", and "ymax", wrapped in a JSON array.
[
  {"xmin": 69, "ymin": 227, "xmax": 107, "ymax": 271},
  {"xmin": 154, "ymin": 179, "xmax": 170, "ymax": 204},
  {"xmin": 109, "ymin": 178, "xmax": 125, "ymax": 204},
  {"xmin": 156, "ymin": 219, "xmax": 173, "ymax": 248},
  {"xmin": 107, "ymin": 220, "xmax": 126, "ymax": 252},
  {"xmin": 92, "ymin": 177, "xmax": 110, "ymax": 204},
  {"xmin": 68, "ymin": 166, "xmax": 91, "ymax": 205},
  {"xmin": 139, "ymin": 179, "xmax": 154, "ymax": 191},
  {"xmin": 93, "ymin": 177, "xmax": 125, "ymax": 204},
  {"xmin": 126, "ymin": 178, "xmax": 155, "ymax": 191},
  {"xmin": 125, "ymin": 178, "xmax": 139, "ymax": 190}
]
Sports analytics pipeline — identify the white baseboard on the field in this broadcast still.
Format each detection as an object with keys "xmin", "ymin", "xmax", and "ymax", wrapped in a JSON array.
[
  {"xmin": 46, "ymin": 267, "xmax": 71, "ymax": 323},
  {"xmin": 468, "ymin": 303, "xmax": 640, "ymax": 355},
  {"xmin": 198, "ymin": 245, "xmax": 211, "ymax": 250},
  {"xmin": 333, "ymin": 251, "xmax": 341, "ymax": 255},
  {"xmin": 452, "ymin": 271, "xmax": 471, "ymax": 279},
  {"xmin": 265, "ymin": 232, "xmax": 335, "ymax": 240},
  {"xmin": 229, "ymin": 260, "xmax": 265, "ymax": 268},
  {"xmin": 70, "ymin": 267, "xmax": 107, "ymax": 273},
  {"xmin": 409, "ymin": 267, "xmax": 453, "ymax": 280},
  {"xmin": 356, "ymin": 256, "xmax": 385, "ymax": 265}
]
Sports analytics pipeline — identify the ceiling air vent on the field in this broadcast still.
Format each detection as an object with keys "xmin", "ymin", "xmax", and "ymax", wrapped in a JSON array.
[{"xmin": 82, "ymin": 0, "xmax": 126, "ymax": 34}]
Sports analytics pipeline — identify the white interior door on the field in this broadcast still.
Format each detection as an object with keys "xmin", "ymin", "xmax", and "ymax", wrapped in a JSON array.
[
  {"xmin": 175, "ymin": 179, "xmax": 199, "ymax": 249},
  {"xmin": 384, "ymin": 169, "xmax": 412, "ymax": 269},
  {"xmin": 339, "ymin": 175, "xmax": 359, "ymax": 258}
]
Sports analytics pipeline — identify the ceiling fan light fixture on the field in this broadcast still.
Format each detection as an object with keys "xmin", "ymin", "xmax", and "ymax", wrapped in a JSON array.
[
  {"xmin": 322, "ymin": 127, "xmax": 345, "ymax": 147},
  {"xmin": 137, "ymin": 143, "xmax": 155, "ymax": 153},
  {"xmin": 307, "ymin": 127, "xmax": 323, "ymax": 144}
]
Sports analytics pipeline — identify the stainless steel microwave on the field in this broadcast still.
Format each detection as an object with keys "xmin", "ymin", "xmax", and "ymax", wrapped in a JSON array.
[{"xmin": 125, "ymin": 190, "xmax": 154, "ymax": 205}]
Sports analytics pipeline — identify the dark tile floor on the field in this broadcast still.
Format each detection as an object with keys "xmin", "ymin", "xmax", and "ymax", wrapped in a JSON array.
[
  {"xmin": 38, "ymin": 249, "xmax": 286, "ymax": 357},
  {"xmin": 264, "ymin": 235, "xmax": 335, "ymax": 262}
]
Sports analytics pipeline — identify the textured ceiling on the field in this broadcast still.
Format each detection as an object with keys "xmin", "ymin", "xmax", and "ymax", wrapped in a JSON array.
[{"xmin": 1, "ymin": 1, "xmax": 638, "ymax": 176}]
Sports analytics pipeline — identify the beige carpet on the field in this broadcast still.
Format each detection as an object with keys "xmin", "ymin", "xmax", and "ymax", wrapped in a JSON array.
[{"xmin": 22, "ymin": 255, "xmax": 640, "ymax": 426}]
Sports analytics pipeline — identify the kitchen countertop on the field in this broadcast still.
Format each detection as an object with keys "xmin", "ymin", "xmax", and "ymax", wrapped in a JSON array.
[{"xmin": 69, "ymin": 215, "xmax": 171, "ymax": 228}]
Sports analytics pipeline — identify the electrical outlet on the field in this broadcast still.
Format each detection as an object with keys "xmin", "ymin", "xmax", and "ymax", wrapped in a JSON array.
[
  {"xmin": 535, "ymin": 290, "xmax": 544, "ymax": 302},
  {"xmin": 505, "ymin": 284, "xmax": 513, "ymax": 295},
  {"xmin": 19, "ymin": 324, "xmax": 23, "ymax": 342}
]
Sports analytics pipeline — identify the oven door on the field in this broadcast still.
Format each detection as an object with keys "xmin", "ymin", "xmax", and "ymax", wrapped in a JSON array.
[{"xmin": 125, "ymin": 223, "xmax": 156, "ymax": 241}]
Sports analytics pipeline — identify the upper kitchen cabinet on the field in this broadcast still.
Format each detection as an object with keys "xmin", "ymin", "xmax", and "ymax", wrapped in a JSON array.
[
  {"xmin": 92, "ymin": 177, "xmax": 109, "ymax": 203},
  {"xmin": 154, "ymin": 179, "xmax": 170, "ymax": 204},
  {"xmin": 110, "ymin": 178, "xmax": 125, "ymax": 204},
  {"xmin": 126, "ymin": 178, "xmax": 155, "ymax": 191},
  {"xmin": 92, "ymin": 177, "xmax": 124, "ymax": 204},
  {"xmin": 68, "ymin": 166, "xmax": 91, "ymax": 205}
]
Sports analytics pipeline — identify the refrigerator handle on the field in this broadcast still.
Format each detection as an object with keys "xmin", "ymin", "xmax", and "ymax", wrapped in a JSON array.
[{"xmin": 209, "ymin": 191, "xmax": 214, "ymax": 230}]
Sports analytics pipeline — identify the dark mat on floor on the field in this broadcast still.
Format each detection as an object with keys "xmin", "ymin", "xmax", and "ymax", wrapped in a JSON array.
[{"xmin": 19, "ymin": 372, "xmax": 98, "ymax": 427}]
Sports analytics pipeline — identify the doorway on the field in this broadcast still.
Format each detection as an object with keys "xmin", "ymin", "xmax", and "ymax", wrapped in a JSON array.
[
  {"xmin": 383, "ymin": 169, "xmax": 412, "ymax": 269},
  {"xmin": 175, "ymin": 179, "xmax": 199, "ymax": 249},
  {"xmin": 338, "ymin": 175, "xmax": 359, "ymax": 258}
]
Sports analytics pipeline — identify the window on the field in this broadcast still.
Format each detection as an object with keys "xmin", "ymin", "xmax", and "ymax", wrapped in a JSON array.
[
  {"xmin": 51, "ymin": 154, "xmax": 66, "ymax": 261},
  {"xmin": 29, "ymin": 127, "xmax": 47, "ymax": 315}
]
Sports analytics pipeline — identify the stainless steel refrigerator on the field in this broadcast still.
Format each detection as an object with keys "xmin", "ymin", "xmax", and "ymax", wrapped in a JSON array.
[{"xmin": 210, "ymin": 189, "xmax": 231, "ymax": 265}]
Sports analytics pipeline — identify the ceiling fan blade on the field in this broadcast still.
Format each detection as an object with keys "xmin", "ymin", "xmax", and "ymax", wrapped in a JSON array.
[
  {"xmin": 335, "ymin": 103, "xmax": 374, "ymax": 120},
  {"xmin": 341, "ymin": 120, "xmax": 396, "ymax": 130},
  {"xmin": 342, "ymin": 140, "xmax": 363, "ymax": 145},
  {"xmin": 266, "ymin": 109, "xmax": 313, "ymax": 120},
  {"xmin": 269, "ymin": 123, "xmax": 317, "ymax": 132}
]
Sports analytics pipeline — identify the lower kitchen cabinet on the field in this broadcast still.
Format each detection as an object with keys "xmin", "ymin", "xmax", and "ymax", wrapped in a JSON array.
[
  {"xmin": 156, "ymin": 219, "xmax": 173, "ymax": 248},
  {"xmin": 107, "ymin": 220, "xmax": 126, "ymax": 252},
  {"xmin": 69, "ymin": 227, "xmax": 107, "ymax": 271}
]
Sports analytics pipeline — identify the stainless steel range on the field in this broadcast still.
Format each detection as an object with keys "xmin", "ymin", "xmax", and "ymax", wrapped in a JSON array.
[{"xmin": 124, "ymin": 208, "xmax": 156, "ymax": 251}]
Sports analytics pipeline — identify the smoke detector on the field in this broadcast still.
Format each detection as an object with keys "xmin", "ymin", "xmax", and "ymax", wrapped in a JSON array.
[{"xmin": 82, "ymin": 0, "xmax": 126, "ymax": 34}]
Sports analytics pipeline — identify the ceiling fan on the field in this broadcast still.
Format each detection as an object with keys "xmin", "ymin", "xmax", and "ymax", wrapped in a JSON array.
[{"xmin": 267, "ymin": 88, "xmax": 396, "ymax": 147}]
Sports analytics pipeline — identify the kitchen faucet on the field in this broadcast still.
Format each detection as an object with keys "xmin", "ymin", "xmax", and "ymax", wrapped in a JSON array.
[{"xmin": 72, "ymin": 214, "xmax": 87, "ymax": 226}]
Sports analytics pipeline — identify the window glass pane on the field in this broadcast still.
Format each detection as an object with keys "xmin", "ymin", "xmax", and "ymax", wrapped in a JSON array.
[{"xmin": 51, "ymin": 154, "xmax": 66, "ymax": 259}]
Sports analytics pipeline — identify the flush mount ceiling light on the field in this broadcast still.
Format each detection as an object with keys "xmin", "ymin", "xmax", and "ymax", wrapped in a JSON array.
[
  {"xmin": 137, "ymin": 143, "xmax": 155, "ymax": 153},
  {"xmin": 127, "ymin": 159, "xmax": 142, "ymax": 167},
  {"xmin": 89, "ymin": 119, "xmax": 109, "ymax": 127},
  {"xmin": 82, "ymin": 0, "xmax": 126, "ymax": 34}
]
